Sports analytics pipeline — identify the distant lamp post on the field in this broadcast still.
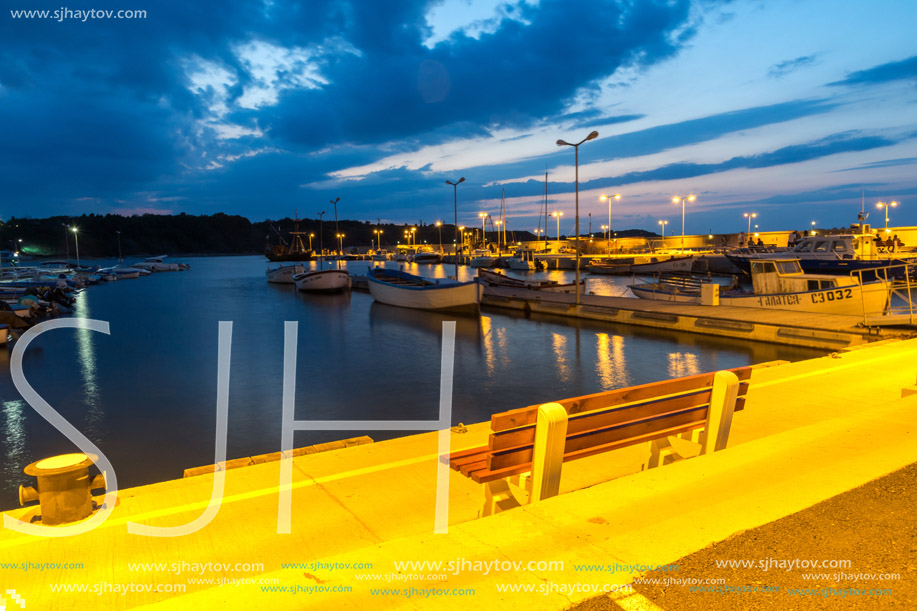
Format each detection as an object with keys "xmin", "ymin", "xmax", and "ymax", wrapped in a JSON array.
[
  {"xmin": 71, "ymin": 226, "xmax": 80, "ymax": 268},
  {"xmin": 551, "ymin": 211, "xmax": 564, "ymax": 241},
  {"xmin": 330, "ymin": 197, "xmax": 341, "ymax": 255},
  {"xmin": 458, "ymin": 226, "xmax": 465, "ymax": 252},
  {"xmin": 410, "ymin": 227, "xmax": 417, "ymax": 246},
  {"xmin": 557, "ymin": 130, "xmax": 599, "ymax": 306},
  {"xmin": 445, "ymin": 177, "xmax": 465, "ymax": 277},
  {"xmin": 599, "ymin": 194, "xmax": 621, "ymax": 254},
  {"xmin": 372, "ymin": 229, "xmax": 382, "ymax": 251},
  {"xmin": 478, "ymin": 212, "xmax": 490, "ymax": 249},
  {"xmin": 658, "ymin": 219, "xmax": 668, "ymax": 242},
  {"xmin": 317, "ymin": 211, "xmax": 325, "ymax": 256},
  {"xmin": 810, "ymin": 220, "xmax": 816, "ymax": 236},
  {"xmin": 336, "ymin": 233, "xmax": 345, "ymax": 254},
  {"xmin": 600, "ymin": 225, "xmax": 608, "ymax": 243},
  {"xmin": 309, "ymin": 233, "xmax": 315, "ymax": 251},
  {"xmin": 876, "ymin": 201, "xmax": 898, "ymax": 233},
  {"xmin": 116, "ymin": 230, "xmax": 123, "ymax": 264},
  {"xmin": 672, "ymin": 195, "xmax": 696, "ymax": 250},
  {"xmin": 743, "ymin": 212, "xmax": 757, "ymax": 236},
  {"xmin": 435, "ymin": 221, "xmax": 443, "ymax": 252},
  {"xmin": 494, "ymin": 219, "xmax": 503, "ymax": 251}
]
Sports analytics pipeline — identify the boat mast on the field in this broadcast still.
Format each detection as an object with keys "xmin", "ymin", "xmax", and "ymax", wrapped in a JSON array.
[{"xmin": 543, "ymin": 169, "xmax": 549, "ymax": 250}]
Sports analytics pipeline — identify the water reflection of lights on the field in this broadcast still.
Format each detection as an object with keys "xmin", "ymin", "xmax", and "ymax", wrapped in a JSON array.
[
  {"xmin": 595, "ymin": 333, "xmax": 629, "ymax": 388},
  {"xmin": 2, "ymin": 400, "xmax": 26, "ymax": 484},
  {"xmin": 552, "ymin": 333, "xmax": 570, "ymax": 383},
  {"xmin": 74, "ymin": 294, "xmax": 103, "ymax": 435},
  {"xmin": 667, "ymin": 352, "xmax": 700, "ymax": 377}
]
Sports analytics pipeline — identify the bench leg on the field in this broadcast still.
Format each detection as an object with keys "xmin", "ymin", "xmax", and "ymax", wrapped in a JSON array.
[
  {"xmin": 647, "ymin": 437, "xmax": 678, "ymax": 469},
  {"xmin": 481, "ymin": 480, "xmax": 522, "ymax": 517}
]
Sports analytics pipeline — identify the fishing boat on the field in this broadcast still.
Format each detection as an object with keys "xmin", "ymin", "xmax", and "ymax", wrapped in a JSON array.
[
  {"xmin": 506, "ymin": 249, "xmax": 537, "ymax": 271},
  {"xmin": 629, "ymin": 259, "xmax": 892, "ymax": 316},
  {"xmin": 266, "ymin": 263, "xmax": 305, "ymax": 284},
  {"xmin": 726, "ymin": 227, "xmax": 914, "ymax": 277},
  {"xmin": 293, "ymin": 269, "xmax": 350, "ymax": 293},
  {"xmin": 477, "ymin": 268, "xmax": 585, "ymax": 294},
  {"xmin": 265, "ymin": 213, "xmax": 315, "ymax": 262},
  {"xmin": 367, "ymin": 268, "xmax": 482, "ymax": 313},
  {"xmin": 412, "ymin": 251, "xmax": 442, "ymax": 264},
  {"xmin": 468, "ymin": 249, "xmax": 495, "ymax": 268}
]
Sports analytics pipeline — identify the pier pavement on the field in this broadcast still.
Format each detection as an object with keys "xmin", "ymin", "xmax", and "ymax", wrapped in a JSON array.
[{"xmin": 2, "ymin": 339, "xmax": 916, "ymax": 609}]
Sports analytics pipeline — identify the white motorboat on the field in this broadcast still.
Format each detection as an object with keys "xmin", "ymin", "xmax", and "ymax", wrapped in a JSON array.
[
  {"xmin": 266, "ymin": 263, "xmax": 305, "ymax": 284},
  {"xmin": 293, "ymin": 269, "xmax": 351, "ymax": 292},
  {"xmin": 506, "ymin": 249, "xmax": 537, "ymax": 271},
  {"xmin": 367, "ymin": 268, "xmax": 482, "ymax": 313},
  {"xmin": 629, "ymin": 259, "xmax": 892, "ymax": 316},
  {"xmin": 468, "ymin": 249, "xmax": 495, "ymax": 268},
  {"xmin": 372, "ymin": 250, "xmax": 391, "ymax": 261},
  {"xmin": 412, "ymin": 251, "xmax": 443, "ymax": 264}
]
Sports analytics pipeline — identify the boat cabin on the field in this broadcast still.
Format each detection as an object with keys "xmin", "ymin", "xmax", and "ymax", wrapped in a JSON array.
[
  {"xmin": 750, "ymin": 259, "xmax": 859, "ymax": 295},
  {"xmin": 789, "ymin": 232, "xmax": 882, "ymax": 261}
]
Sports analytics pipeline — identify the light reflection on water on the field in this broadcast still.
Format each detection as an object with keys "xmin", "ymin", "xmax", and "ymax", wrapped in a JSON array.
[{"xmin": 0, "ymin": 256, "xmax": 828, "ymax": 509}]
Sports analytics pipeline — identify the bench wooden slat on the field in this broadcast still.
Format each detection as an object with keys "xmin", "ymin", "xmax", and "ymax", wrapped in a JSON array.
[
  {"xmin": 472, "ymin": 420, "xmax": 703, "ymax": 483},
  {"xmin": 487, "ymin": 405, "xmax": 707, "ymax": 472},
  {"xmin": 489, "ymin": 389, "xmax": 712, "ymax": 452},
  {"xmin": 491, "ymin": 366, "xmax": 751, "ymax": 432}
]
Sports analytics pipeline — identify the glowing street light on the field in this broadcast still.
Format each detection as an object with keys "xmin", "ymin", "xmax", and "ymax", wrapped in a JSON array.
[
  {"xmin": 551, "ymin": 211, "xmax": 564, "ymax": 241},
  {"xmin": 479, "ymin": 212, "xmax": 489, "ymax": 248},
  {"xmin": 600, "ymin": 225, "xmax": 608, "ymax": 242},
  {"xmin": 372, "ymin": 229, "xmax": 382, "ymax": 251},
  {"xmin": 71, "ymin": 226, "xmax": 80, "ymax": 268},
  {"xmin": 557, "ymin": 130, "xmax": 599, "ymax": 306},
  {"xmin": 309, "ymin": 233, "xmax": 315, "ymax": 251},
  {"xmin": 600, "ymin": 194, "xmax": 621, "ymax": 253},
  {"xmin": 330, "ymin": 197, "xmax": 341, "ymax": 255},
  {"xmin": 658, "ymin": 219, "xmax": 668, "ymax": 241},
  {"xmin": 336, "ymin": 233, "xmax": 345, "ymax": 254},
  {"xmin": 672, "ymin": 195, "xmax": 696, "ymax": 250},
  {"xmin": 434, "ymin": 221, "xmax": 443, "ymax": 252},
  {"xmin": 811, "ymin": 220, "xmax": 816, "ymax": 236},
  {"xmin": 743, "ymin": 212, "xmax": 757, "ymax": 236},
  {"xmin": 876, "ymin": 201, "xmax": 898, "ymax": 233},
  {"xmin": 494, "ymin": 219, "xmax": 503, "ymax": 251}
]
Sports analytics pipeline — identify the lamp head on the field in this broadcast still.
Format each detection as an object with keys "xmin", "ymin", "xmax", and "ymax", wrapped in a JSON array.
[{"xmin": 586, "ymin": 131, "xmax": 599, "ymax": 141}]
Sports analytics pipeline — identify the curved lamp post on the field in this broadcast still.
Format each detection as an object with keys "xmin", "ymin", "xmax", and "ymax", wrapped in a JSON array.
[{"xmin": 557, "ymin": 130, "xmax": 599, "ymax": 305}]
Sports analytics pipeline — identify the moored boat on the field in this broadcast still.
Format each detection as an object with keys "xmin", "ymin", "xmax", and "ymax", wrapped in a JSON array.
[
  {"xmin": 367, "ymin": 268, "xmax": 482, "ymax": 313},
  {"xmin": 468, "ymin": 249, "xmax": 495, "ymax": 268},
  {"xmin": 266, "ymin": 263, "xmax": 305, "ymax": 284},
  {"xmin": 629, "ymin": 259, "xmax": 892, "ymax": 316},
  {"xmin": 476, "ymin": 268, "xmax": 585, "ymax": 293},
  {"xmin": 293, "ymin": 269, "xmax": 351, "ymax": 292}
]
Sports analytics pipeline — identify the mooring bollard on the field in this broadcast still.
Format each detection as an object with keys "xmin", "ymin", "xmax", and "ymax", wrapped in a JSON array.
[{"xmin": 19, "ymin": 453, "xmax": 106, "ymax": 526}]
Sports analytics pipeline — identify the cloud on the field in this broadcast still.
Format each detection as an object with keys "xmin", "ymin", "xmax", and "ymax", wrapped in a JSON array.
[
  {"xmin": 828, "ymin": 55, "xmax": 917, "ymax": 87},
  {"xmin": 768, "ymin": 55, "xmax": 818, "ymax": 78},
  {"xmin": 834, "ymin": 157, "xmax": 917, "ymax": 172}
]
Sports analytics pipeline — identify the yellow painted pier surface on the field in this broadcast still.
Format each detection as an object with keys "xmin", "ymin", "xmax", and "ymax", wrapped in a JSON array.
[
  {"xmin": 482, "ymin": 285, "xmax": 916, "ymax": 349},
  {"xmin": 2, "ymin": 339, "xmax": 917, "ymax": 609}
]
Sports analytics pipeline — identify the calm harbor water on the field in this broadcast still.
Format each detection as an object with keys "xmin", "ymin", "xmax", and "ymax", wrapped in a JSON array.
[{"xmin": 0, "ymin": 256, "xmax": 826, "ymax": 509}]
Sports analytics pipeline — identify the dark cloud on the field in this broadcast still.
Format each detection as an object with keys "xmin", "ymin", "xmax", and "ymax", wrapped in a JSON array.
[
  {"xmin": 828, "ymin": 55, "xmax": 917, "ymax": 87},
  {"xmin": 768, "ymin": 55, "xmax": 817, "ymax": 78},
  {"xmin": 834, "ymin": 157, "xmax": 917, "ymax": 172}
]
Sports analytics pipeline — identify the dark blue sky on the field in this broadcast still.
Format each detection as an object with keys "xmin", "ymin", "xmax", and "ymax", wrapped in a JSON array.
[{"xmin": 2, "ymin": 0, "xmax": 915, "ymax": 233}]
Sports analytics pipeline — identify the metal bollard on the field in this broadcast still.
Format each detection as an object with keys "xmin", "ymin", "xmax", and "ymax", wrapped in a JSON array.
[{"xmin": 19, "ymin": 453, "xmax": 106, "ymax": 526}]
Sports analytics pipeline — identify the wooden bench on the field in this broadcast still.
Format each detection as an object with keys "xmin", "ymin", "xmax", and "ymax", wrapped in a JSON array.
[{"xmin": 447, "ymin": 367, "xmax": 752, "ymax": 515}]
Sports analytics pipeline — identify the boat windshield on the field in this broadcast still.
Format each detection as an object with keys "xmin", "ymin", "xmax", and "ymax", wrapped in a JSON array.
[
  {"xmin": 813, "ymin": 240, "xmax": 830, "ymax": 252},
  {"xmin": 793, "ymin": 241, "xmax": 814, "ymax": 252},
  {"xmin": 776, "ymin": 260, "xmax": 802, "ymax": 274},
  {"xmin": 831, "ymin": 240, "xmax": 849, "ymax": 253}
]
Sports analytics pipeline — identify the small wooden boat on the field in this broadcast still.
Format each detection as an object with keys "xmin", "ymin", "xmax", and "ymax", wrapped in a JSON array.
[
  {"xmin": 266, "ymin": 263, "xmax": 305, "ymax": 284},
  {"xmin": 367, "ymin": 268, "xmax": 481, "ymax": 313},
  {"xmin": 293, "ymin": 269, "xmax": 350, "ymax": 293},
  {"xmin": 476, "ymin": 268, "xmax": 585, "ymax": 293}
]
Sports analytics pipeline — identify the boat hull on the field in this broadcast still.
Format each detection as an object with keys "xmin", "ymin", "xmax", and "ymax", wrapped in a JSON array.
[
  {"xmin": 266, "ymin": 264, "xmax": 304, "ymax": 284},
  {"xmin": 294, "ymin": 270, "xmax": 350, "ymax": 292},
  {"xmin": 367, "ymin": 270, "xmax": 482, "ymax": 313},
  {"xmin": 630, "ymin": 281, "xmax": 890, "ymax": 316}
]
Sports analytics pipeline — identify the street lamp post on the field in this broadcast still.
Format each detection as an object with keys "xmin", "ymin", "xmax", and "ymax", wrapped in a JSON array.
[
  {"xmin": 671, "ymin": 195, "xmax": 696, "ymax": 251},
  {"xmin": 309, "ymin": 233, "xmax": 314, "ymax": 251},
  {"xmin": 876, "ymin": 201, "xmax": 898, "ymax": 233},
  {"xmin": 743, "ymin": 212, "xmax": 757, "ymax": 237},
  {"xmin": 317, "ymin": 211, "xmax": 325, "ymax": 257},
  {"xmin": 494, "ymin": 220, "xmax": 503, "ymax": 252},
  {"xmin": 71, "ymin": 227, "xmax": 80, "ymax": 268},
  {"xmin": 557, "ymin": 130, "xmax": 599, "ymax": 306},
  {"xmin": 600, "ymin": 194, "xmax": 621, "ymax": 254},
  {"xmin": 445, "ymin": 177, "xmax": 465, "ymax": 278},
  {"xmin": 478, "ymin": 212, "xmax": 489, "ymax": 249},
  {"xmin": 116, "ymin": 230, "xmax": 123, "ymax": 264},
  {"xmin": 410, "ymin": 227, "xmax": 417, "ymax": 247},
  {"xmin": 330, "ymin": 197, "xmax": 341, "ymax": 255},
  {"xmin": 336, "ymin": 233, "xmax": 345, "ymax": 254},
  {"xmin": 810, "ymin": 220, "xmax": 816, "ymax": 236},
  {"xmin": 658, "ymin": 220, "xmax": 668, "ymax": 244},
  {"xmin": 552, "ymin": 211, "xmax": 563, "ymax": 241}
]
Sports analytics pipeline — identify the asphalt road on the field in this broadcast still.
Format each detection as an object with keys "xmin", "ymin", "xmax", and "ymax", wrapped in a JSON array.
[{"xmin": 568, "ymin": 462, "xmax": 917, "ymax": 611}]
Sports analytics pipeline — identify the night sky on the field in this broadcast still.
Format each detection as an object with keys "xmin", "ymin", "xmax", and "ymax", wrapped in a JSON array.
[{"xmin": 2, "ymin": 0, "xmax": 915, "ymax": 234}]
